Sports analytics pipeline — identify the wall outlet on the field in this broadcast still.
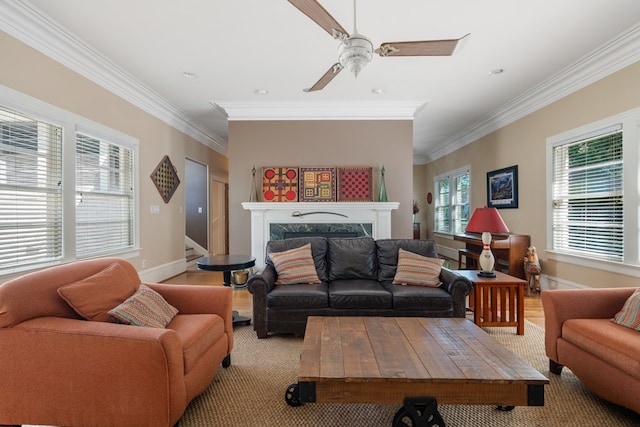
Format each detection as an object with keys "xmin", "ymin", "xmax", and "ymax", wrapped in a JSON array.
[
  {"xmin": 150, "ymin": 205, "xmax": 160, "ymax": 214},
  {"xmin": 141, "ymin": 259, "xmax": 147, "ymax": 268}
]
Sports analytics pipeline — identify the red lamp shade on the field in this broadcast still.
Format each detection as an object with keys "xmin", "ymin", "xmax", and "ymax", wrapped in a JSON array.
[{"xmin": 465, "ymin": 207, "xmax": 509, "ymax": 234}]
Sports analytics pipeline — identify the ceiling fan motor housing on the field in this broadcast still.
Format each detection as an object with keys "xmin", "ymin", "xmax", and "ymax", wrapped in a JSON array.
[{"xmin": 338, "ymin": 33, "xmax": 373, "ymax": 77}]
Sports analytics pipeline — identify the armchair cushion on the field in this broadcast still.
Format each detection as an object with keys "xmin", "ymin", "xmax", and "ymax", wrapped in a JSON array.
[
  {"xmin": 392, "ymin": 248, "xmax": 444, "ymax": 287},
  {"xmin": 109, "ymin": 284, "xmax": 179, "ymax": 328},
  {"xmin": 57, "ymin": 262, "xmax": 137, "ymax": 322},
  {"xmin": 269, "ymin": 243, "xmax": 321, "ymax": 285}
]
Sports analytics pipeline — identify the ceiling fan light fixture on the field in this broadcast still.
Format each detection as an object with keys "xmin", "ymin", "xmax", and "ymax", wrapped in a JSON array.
[{"xmin": 338, "ymin": 33, "xmax": 373, "ymax": 77}]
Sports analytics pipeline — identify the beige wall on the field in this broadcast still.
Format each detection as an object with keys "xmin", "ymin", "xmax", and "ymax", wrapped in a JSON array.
[
  {"xmin": 416, "ymin": 61, "xmax": 640, "ymax": 288},
  {"xmin": 0, "ymin": 31, "xmax": 228, "ymax": 274},
  {"xmin": 228, "ymin": 120, "xmax": 414, "ymax": 257}
]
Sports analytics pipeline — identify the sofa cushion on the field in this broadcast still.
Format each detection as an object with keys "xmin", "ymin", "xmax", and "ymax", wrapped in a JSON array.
[
  {"xmin": 562, "ymin": 318, "xmax": 640, "ymax": 381},
  {"xmin": 266, "ymin": 282, "xmax": 329, "ymax": 309},
  {"xmin": 377, "ymin": 239, "xmax": 438, "ymax": 282},
  {"xmin": 328, "ymin": 237, "xmax": 377, "ymax": 280},
  {"xmin": 268, "ymin": 243, "xmax": 321, "ymax": 285},
  {"xmin": 389, "ymin": 283, "xmax": 453, "ymax": 311},
  {"xmin": 393, "ymin": 249, "xmax": 444, "ymax": 287},
  {"xmin": 109, "ymin": 284, "xmax": 179, "ymax": 328},
  {"xmin": 266, "ymin": 237, "xmax": 329, "ymax": 282},
  {"xmin": 329, "ymin": 279, "xmax": 392, "ymax": 309},
  {"xmin": 57, "ymin": 263, "xmax": 138, "ymax": 322},
  {"xmin": 612, "ymin": 288, "xmax": 640, "ymax": 330},
  {"xmin": 167, "ymin": 313, "xmax": 225, "ymax": 374}
]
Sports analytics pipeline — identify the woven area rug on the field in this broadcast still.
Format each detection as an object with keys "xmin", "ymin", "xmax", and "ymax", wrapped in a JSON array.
[{"xmin": 179, "ymin": 317, "xmax": 640, "ymax": 427}]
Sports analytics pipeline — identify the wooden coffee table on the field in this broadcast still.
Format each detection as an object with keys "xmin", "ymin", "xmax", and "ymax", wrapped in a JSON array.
[{"xmin": 285, "ymin": 316, "xmax": 548, "ymax": 426}]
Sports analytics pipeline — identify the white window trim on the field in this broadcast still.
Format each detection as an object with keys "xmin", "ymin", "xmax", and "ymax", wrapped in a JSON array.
[
  {"xmin": 0, "ymin": 84, "xmax": 140, "ymax": 276},
  {"xmin": 546, "ymin": 107, "xmax": 640, "ymax": 276},
  {"xmin": 433, "ymin": 165, "xmax": 471, "ymax": 237}
]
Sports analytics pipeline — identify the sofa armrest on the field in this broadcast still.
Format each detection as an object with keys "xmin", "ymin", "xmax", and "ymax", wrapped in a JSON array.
[
  {"xmin": 440, "ymin": 267, "xmax": 473, "ymax": 318},
  {"xmin": 0, "ymin": 317, "xmax": 185, "ymax": 426},
  {"xmin": 246, "ymin": 265, "xmax": 277, "ymax": 338},
  {"xmin": 541, "ymin": 287, "xmax": 636, "ymax": 362}
]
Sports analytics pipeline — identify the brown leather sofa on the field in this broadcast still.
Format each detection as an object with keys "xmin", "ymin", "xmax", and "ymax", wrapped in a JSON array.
[
  {"xmin": 0, "ymin": 257, "xmax": 233, "ymax": 427},
  {"xmin": 542, "ymin": 287, "xmax": 640, "ymax": 414},
  {"xmin": 247, "ymin": 237, "xmax": 472, "ymax": 338}
]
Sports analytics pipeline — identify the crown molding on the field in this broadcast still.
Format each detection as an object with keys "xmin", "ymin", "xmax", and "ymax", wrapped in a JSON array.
[
  {"xmin": 217, "ymin": 101, "xmax": 426, "ymax": 121},
  {"xmin": 420, "ymin": 23, "xmax": 640, "ymax": 164},
  {"xmin": 0, "ymin": 0, "xmax": 228, "ymax": 156}
]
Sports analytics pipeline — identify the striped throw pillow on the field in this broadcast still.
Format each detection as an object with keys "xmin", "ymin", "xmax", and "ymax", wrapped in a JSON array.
[
  {"xmin": 109, "ymin": 284, "xmax": 178, "ymax": 328},
  {"xmin": 612, "ymin": 289, "xmax": 640, "ymax": 330},
  {"xmin": 269, "ymin": 243, "xmax": 321, "ymax": 285},
  {"xmin": 392, "ymin": 248, "xmax": 444, "ymax": 287}
]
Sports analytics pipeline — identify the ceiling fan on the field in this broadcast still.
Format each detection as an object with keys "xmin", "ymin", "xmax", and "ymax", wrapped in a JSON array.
[{"xmin": 288, "ymin": 0, "xmax": 470, "ymax": 92}]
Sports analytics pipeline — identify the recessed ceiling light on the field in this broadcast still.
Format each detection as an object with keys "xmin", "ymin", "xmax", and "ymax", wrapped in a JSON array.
[
  {"xmin": 254, "ymin": 89, "xmax": 269, "ymax": 95},
  {"xmin": 489, "ymin": 68, "xmax": 505, "ymax": 75},
  {"xmin": 182, "ymin": 71, "xmax": 198, "ymax": 78},
  {"xmin": 371, "ymin": 88, "xmax": 383, "ymax": 94}
]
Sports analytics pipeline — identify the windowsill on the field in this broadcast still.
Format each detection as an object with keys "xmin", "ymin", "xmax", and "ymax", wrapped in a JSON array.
[{"xmin": 546, "ymin": 250, "xmax": 640, "ymax": 278}]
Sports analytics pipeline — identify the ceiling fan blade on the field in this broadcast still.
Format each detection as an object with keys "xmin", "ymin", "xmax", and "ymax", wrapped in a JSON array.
[
  {"xmin": 377, "ymin": 33, "xmax": 470, "ymax": 57},
  {"xmin": 288, "ymin": 0, "xmax": 349, "ymax": 39},
  {"xmin": 303, "ymin": 63, "xmax": 344, "ymax": 92}
]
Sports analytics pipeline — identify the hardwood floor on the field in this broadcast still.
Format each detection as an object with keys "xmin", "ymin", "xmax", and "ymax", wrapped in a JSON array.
[{"xmin": 162, "ymin": 268, "xmax": 545, "ymax": 327}]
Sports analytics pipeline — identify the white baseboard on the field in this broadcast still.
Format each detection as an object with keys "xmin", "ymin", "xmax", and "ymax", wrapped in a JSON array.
[{"xmin": 139, "ymin": 259, "xmax": 186, "ymax": 283}]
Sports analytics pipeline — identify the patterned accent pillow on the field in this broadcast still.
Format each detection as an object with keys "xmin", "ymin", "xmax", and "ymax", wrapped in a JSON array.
[
  {"xmin": 269, "ymin": 243, "xmax": 321, "ymax": 285},
  {"xmin": 392, "ymin": 248, "xmax": 444, "ymax": 287},
  {"xmin": 108, "ymin": 284, "xmax": 178, "ymax": 328},
  {"xmin": 612, "ymin": 289, "xmax": 640, "ymax": 330}
]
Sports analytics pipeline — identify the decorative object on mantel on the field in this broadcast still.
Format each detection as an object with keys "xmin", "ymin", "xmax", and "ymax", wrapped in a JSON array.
[
  {"xmin": 299, "ymin": 167, "xmax": 336, "ymax": 202},
  {"xmin": 150, "ymin": 155, "xmax": 180, "ymax": 203},
  {"xmin": 487, "ymin": 165, "xmax": 518, "ymax": 209},
  {"xmin": 378, "ymin": 165, "xmax": 388, "ymax": 202},
  {"xmin": 249, "ymin": 166, "xmax": 259, "ymax": 202},
  {"xmin": 465, "ymin": 206, "xmax": 509, "ymax": 277},
  {"xmin": 262, "ymin": 167, "xmax": 298, "ymax": 202},
  {"xmin": 292, "ymin": 211, "xmax": 348, "ymax": 218},
  {"xmin": 337, "ymin": 166, "xmax": 373, "ymax": 202}
]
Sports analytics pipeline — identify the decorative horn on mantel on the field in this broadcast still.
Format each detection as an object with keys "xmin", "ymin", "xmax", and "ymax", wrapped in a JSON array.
[{"xmin": 291, "ymin": 211, "xmax": 349, "ymax": 218}]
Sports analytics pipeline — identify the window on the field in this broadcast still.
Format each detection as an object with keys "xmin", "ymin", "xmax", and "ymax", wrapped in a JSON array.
[
  {"xmin": 551, "ymin": 126, "xmax": 623, "ymax": 261},
  {"xmin": 0, "ymin": 108, "xmax": 63, "ymax": 269},
  {"xmin": 434, "ymin": 167, "xmax": 470, "ymax": 235},
  {"xmin": 76, "ymin": 133, "xmax": 134, "ymax": 258},
  {"xmin": 547, "ymin": 108, "xmax": 640, "ymax": 272},
  {"xmin": 0, "ymin": 87, "xmax": 139, "ymax": 275}
]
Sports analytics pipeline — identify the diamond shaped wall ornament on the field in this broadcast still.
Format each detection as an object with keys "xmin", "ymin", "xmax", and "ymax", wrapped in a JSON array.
[{"xmin": 151, "ymin": 155, "xmax": 180, "ymax": 203}]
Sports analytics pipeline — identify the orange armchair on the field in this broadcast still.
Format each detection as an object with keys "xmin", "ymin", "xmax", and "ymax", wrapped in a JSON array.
[{"xmin": 0, "ymin": 258, "xmax": 233, "ymax": 427}]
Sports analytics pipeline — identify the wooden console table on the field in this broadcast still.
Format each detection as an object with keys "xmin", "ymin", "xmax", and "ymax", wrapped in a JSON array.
[{"xmin": 454, "ymin": 270, "xmax": 527, "ymax": 335}]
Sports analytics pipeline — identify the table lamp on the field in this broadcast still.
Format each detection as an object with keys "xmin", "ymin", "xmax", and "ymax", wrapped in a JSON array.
[{"xmin": 465, "ymin": 206, "xmax": 509, "ymax": 277}]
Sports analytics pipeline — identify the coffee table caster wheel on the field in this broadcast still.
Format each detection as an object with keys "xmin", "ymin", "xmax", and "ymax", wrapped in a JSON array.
[
  {"xmin": 285, "ymin": 383, "xmax": 303, "ymax": 407},
  {"xmin": 497, "ymin": 405, "xmax": 515, "ymax": 411},
  {"xmin": 392, "ymin": 397, "xmax": 445, "ymax": 427}
]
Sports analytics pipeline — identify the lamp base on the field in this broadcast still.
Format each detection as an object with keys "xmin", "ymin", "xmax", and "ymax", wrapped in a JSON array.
[{"xmin": 477, "ymin": 270, "xmax": 497, "ymax": 278}]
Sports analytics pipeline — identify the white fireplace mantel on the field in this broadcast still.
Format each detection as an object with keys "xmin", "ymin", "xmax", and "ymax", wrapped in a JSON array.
[{"xmin": 242, "ymin": 202, "xmax": 399, "ymax": 268}]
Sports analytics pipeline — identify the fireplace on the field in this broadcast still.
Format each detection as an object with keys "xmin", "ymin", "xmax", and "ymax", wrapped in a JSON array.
[{"xmin": 242, "ymin": 202, "xmax": 399, "ymax": 268}]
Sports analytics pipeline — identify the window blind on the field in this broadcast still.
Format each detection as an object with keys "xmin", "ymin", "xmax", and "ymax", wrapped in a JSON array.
[
  {"xmin": 552, "ymin": 127, "xmax": 623, "ymax": 261},
  {"xmin": 0, "ymin": 107, "xmax": 63, "ymax": 270},
  {"xmin": 76, "ymin": 133, "xmax": 134, "ymax": 258}
]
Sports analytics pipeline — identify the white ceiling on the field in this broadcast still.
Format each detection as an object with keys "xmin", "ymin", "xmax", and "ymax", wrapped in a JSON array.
[{"xmin": 4, "ymin": 1, "xmax": 640, "ymax": 163}]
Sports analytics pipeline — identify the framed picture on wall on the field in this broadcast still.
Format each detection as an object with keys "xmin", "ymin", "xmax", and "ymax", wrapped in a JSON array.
[{"xmin": 487, "ymin": 165, "xmax": 518, "ymax": 209}]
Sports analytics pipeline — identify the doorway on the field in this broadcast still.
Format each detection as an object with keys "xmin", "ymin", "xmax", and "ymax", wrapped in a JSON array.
[{"xmin": 210, "ymin": 176, "xmax": 228, "ymax": 255}]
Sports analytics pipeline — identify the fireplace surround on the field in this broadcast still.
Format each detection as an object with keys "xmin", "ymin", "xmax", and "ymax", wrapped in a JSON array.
[{"xmin": 242, "ymin": 202, "xmax": 399, "ymax": 268}]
